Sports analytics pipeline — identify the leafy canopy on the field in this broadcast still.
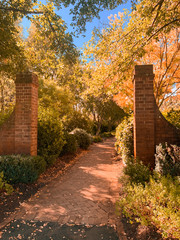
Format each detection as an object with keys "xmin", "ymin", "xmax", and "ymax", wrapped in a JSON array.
[{"xmin": 83, "ymin": 0, "xmax": 180, "ymax": 110}]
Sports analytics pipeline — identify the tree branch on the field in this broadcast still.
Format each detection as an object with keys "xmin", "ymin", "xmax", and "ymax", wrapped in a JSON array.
[
  {"xmin": 45, "ymin": 14, "xmax": 62, "ymax": 48},
  {"xmin": 151, "ymin": 0, "xmax": 164, "ymax": 27},
  {"xmin": 151, "ymin": 0, "xmax": 165, "ymax": 12},
  {"xmin": 146, "ymin": 18, "xmax": 180, "ymax": 43},
  {"xmin": 0, "ymin": 7, "xmax": 43, "ymax": 14}
]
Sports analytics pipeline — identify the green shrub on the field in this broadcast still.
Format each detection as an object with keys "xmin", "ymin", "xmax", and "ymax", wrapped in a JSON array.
[
  {"xmin": 0, "ymin": 108, "xmax": 14, "ymax": 127},
  {"xmin": 115, "ymin": 116, "xmax": 134, "ymax": 164},
  {"xmin": 61, "ymin": 133, "xmax": 78, "ymax": 155},
  {"xmin": 117, "ymin": 175, "xmax": 180, "ymax": 239},
  {"xmin": 164, "ymin": 109, "xmax": 180, "ymax": 129},
  {"xmin": 32, "ymin": 155, "xmax": 47, "ymax": 175},
  {"xmin": 93, "ymin": 135, "xmax": 103, "ymax": 143},
  {"xmin": 38, "ymin": 110, "xmax": 65, "ymax": 165},
  {"xmin": 155, "ymin": 142, "xmax": 180, "ymax": 177},
  {"xmin": 0, "ymin": 155, "xmax": 46, "ymax": 184},
  {"xmin": 123, "ymin": 158, "xmax": 151, "ymax": 185},
  {"xmin": 63, "ymin": 111, "xmax": 93, "ymax": 133},
  {"xmin": 0, "ymin": 171, "xmax": 14, "ymax": 194},
  {"xmin": 70, "ymin": 128, "xmax": 92, "ymax": 149},
  {"xmin": 100, "ymin": 132, "xmax": 113, "ymax": 138}
]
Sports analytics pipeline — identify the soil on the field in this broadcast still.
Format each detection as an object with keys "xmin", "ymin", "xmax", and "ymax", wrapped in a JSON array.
[{"xmin": 121, "ymin": 215, "xmax": 163, "ymax": 240}]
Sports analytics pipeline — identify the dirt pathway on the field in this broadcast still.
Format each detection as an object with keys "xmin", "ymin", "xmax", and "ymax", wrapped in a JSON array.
[{"xmin": 0, "ymin": 138, "xmax": 126, "ymax": 239}]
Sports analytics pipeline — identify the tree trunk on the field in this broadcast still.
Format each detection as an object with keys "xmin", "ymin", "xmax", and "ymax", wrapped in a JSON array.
[{"xmin": 96, "ymin": 116, "xmax": 101, "ymax": 135}]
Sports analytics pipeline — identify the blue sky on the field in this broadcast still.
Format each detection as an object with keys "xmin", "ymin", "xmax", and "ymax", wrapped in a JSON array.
[{"xmin": 22, "ymin": 1, "xmax": 131, "ymax": 49}]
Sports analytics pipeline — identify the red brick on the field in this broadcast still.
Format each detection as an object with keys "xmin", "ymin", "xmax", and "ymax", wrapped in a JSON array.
[
  {"xmin": 134, "ymin": 65, "xmax": 180, "ymax": 168},
  {"xmin": 0, "ymin": 72, "xmax": 38, "ymax": 156}
]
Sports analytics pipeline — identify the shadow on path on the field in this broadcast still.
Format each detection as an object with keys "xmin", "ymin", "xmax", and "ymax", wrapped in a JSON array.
[
  {"xmin": 0, "ymin": 138, "xmax": 125, "ymax": 239},
  {"xmin": 0, "ymin": 220, "xmax": 119, "ymax": 240}
]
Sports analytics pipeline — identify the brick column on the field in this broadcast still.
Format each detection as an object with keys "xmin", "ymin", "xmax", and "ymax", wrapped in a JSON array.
[
  {"xmin": 0, "ymin": 72, "xmax": 38, "ymax": 156},
  {"xmin": 15, "ymin": 72, "xmax": 38, "ymax": 155},
  {"xmin": 134, "ymin": 65, "xmax": 155, "ymax": 168}
]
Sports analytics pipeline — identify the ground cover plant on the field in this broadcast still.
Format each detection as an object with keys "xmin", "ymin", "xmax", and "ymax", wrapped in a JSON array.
[
  {"xmin": 123, "ymin": 158, "xmax": 151, "ymax": 185},
  {"xmin": 117, "ymin": 144, "xmax": 180, "ymax": 239},
  {"xmin": 117, "ymin": 174, "xmax": 180, "ymax": 239},
  {"xmin": 0, "ymin": 171, "xmax": 14, "ymax": 195}
]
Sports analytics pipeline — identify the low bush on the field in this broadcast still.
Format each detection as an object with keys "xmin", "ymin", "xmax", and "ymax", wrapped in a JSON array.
[
  {"xmin": 61, "ymin": 133, "xmax": 78, "ymax": 155},
  {"xmin": 93, "ymin": 135, "xmax": 103, "ymax": 143},
  {"xmin": 38, "ymin": 109, "xmax": 65, "ymax": 165},
  {"xmin": 155, "ymin": 142, "xmax": 180, "ymax": 177},
  {"xmin": 117, "ymin": 175, "xmax": 180, "ymax": 239},
  {"xmin": 115, "ymin": 116, "xmax": 134, "ymax": 164},
  {"xmin": 0, "ymin": 155, "xmax": 46, "ymax": 184},
  {"xmin": 123, "ymin": 158, "xmax": 151, "ymax": 185},
  {"xmin": 100, "ymin": 132, "xmax": 113, "ymax": 138},
  {"xmin": 0, "ymin": 171, "xmax": 14, "ymax": 194},
  {"xmin": 70, "ymin": 128, "xmax": 92, "ymax": 150}
]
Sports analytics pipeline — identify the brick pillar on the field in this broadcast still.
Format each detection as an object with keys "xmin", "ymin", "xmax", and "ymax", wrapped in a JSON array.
[
  {"xmin": 0, "ymin": 72, "xmax": 38, "ymax": 155},
  {"xmin": 134, "ymin": 65, "xmax": 155, "ymax": 168},
  {"xmin": 15, "ymin": 72, "xmax": 38, "ymax": 155}
]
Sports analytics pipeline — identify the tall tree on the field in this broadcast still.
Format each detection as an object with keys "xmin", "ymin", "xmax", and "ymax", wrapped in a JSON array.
[
  {"xmin": 142, "ymin": 29, "xmax": 180, "ymax": 108},
  {"xmin": 25, "ymin": 3, "xmax": 78, "ymax": 77},
  {"xmin": 0, "ymin": 11, "xmax": 26, "ymax": 76},
  {"xmin": 0, "ymin": 74, "xmax": 15, "ymax": 112},
  {"xmin": 83, "ymin": 2, "xmax": 180, "ymax": 111}
]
